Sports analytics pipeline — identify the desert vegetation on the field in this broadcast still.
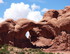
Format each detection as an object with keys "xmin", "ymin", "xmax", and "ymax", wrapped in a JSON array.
[{"xmin": 0, "ymin": 44, "xmax": 64, "ymax": 54}]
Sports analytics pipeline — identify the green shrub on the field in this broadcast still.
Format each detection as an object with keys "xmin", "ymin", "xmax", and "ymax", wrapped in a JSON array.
[
  {"xmin": 17, "ymin": 52, "xmax": 25, "ymax": 54},
  {"xmin": 0, "ymin": 44, "xmax": 10, "ymax": 54}
]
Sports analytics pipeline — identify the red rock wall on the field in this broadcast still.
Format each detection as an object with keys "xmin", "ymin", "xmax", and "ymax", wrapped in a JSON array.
[{"xmin": 0, "ymin": 6, "xmax": 70, "ymax": 51}]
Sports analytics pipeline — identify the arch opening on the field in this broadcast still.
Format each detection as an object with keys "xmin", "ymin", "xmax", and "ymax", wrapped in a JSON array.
[{"xmin": 25, "ymin": 31, "xmax": 30, "ymax": 38}]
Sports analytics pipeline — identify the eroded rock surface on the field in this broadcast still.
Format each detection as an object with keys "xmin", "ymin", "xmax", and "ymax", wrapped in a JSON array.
[
  {"xmin": 0, "ymin": 6, "xmax": 70, "ymax": 51},
  {"xmin": 0, "ymin": 18, "xmax": 37, "ymax": 48},
  {"xmin": 29, "ymin": 6, "xmax": 70, "ymax": 50}
]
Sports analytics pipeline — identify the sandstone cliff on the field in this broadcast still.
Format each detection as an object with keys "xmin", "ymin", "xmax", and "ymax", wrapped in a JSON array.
[{"xmin": 0, "ymin": 6, "xmax": 70, "ymax": 51}]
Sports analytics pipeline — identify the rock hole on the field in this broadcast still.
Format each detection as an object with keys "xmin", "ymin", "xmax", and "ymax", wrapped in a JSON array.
[{"xmin": 26, "ymin": 31, "xmax": 30, "ymax": 38}]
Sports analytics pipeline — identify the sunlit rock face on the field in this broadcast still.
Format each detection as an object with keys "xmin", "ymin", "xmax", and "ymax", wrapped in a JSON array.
[
  {"xmin": 0, "ymin": 6, "xmax": 70, "ymax": 51},
  {"xmin": 29, "ymin": 6, "xmax": 70, "ymax": 50}
]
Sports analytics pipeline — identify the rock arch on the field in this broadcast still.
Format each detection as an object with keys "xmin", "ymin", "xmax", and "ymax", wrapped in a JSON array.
[{"xmin": 0, "ymin": 18, "xmax": 38, "ymax": 48}]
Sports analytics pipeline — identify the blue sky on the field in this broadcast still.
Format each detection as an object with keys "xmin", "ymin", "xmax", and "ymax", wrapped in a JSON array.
[{"xmin": 0, "ymin": 0, "xmax": 70, "ymax": 22}]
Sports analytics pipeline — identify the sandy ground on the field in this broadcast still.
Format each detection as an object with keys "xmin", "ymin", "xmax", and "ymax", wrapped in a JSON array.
[
  {"xmin": 43, "ymin": 49, "xmax": 70, "ymax": 54},
  {"xmin": 53, "ymin": 51, "xmax": 70, "ymax": 54},
  {"xmin": 44, "ymin": 51, "xmax": 70, "ymax": 54}
]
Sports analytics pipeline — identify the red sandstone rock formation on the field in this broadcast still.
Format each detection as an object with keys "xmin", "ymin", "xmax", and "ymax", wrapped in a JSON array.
[
  {"xmin": 29, "ymin": 6, "xmax": 70, "ymax": 50},
  {"xmin": 0, "ymin": 18, "xmax": 37, "ymax": 48},
  {"xmin": 0, "ymin": 6, "xmax": 70, "ymax": 51}
]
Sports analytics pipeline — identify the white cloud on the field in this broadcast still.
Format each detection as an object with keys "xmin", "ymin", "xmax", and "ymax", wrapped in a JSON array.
[
  {"xmin": 0, "ymin": 0, "xmax": 4, "ymax": 3},
  {"xmin": 3, "ymin": 2, "xmax": 43, "ymax": 22},
  {"xmin": 0, "ymin": 18, "xmax": 3, "ymax": 22},
  {"xmin": 41, "ymin": 8, "xmax": 48, "ymax": 12},
  {"xmin": 4, "ymin": 2, "xmax": 31, "ymax": 20},
  {"xmin": 31, "ymin": 4, "xmax": 40, "ymax": 11},
  {"xmin": 27, "ymin": 11, "xmax": 42, "ymax": 22},
  {"xmin": 0, "ymin": 2, "xmax": 48, "ymax": 23}
]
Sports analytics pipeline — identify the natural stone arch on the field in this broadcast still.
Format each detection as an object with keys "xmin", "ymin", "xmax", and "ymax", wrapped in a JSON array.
[
  {"xmin": 0, "ymin": 18, "xmax": 38, "ymax": 48},
  {"xmin": 13, "ymin": 19, "xmax": 38, "ymax": 48},
  {"xmin": 29, "ymin": 22, "xmax": 57, "ymax": 47}
]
